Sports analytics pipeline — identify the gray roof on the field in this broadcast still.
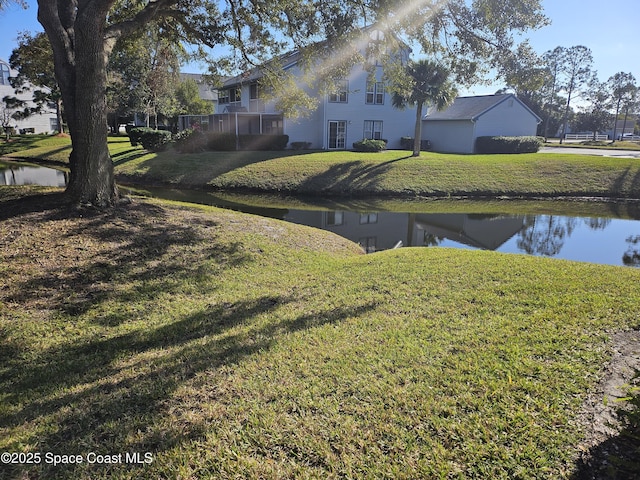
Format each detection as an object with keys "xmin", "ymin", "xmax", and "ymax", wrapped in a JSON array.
[{"xmin": 423, "ymin": 94, "xmax": 541, "ymax": 122}]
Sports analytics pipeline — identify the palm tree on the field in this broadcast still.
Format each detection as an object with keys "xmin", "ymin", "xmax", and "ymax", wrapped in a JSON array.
[{"xmin": 392, "ymin": 59, "xmax": 457, "ymax": 157}]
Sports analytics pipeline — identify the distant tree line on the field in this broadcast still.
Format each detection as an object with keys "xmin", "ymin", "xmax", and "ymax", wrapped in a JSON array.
[{"xmin": 500, "ymin": 44, "xmax": 638, "ymax": 142}]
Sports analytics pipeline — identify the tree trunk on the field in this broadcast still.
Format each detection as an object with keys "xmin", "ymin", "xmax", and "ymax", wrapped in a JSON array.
[
  {"xmin": 64, "ymin": 14, "xmax": 118, "ymax": 207},
  {"xmin": 559, "ymin": 89, "xmax": 573, "ymax": 145},
  {"xmin": 412, "ymin": 102, "xmax": 423, "ymax": 157}
]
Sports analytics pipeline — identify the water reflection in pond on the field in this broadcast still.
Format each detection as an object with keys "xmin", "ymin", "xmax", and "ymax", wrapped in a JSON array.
[
  {"xmin": 124, "ymin": 186, "xmax": 640, "ymax": 268},
  {"xmin": 1, "ymin": 162, "xmax": 639, "ymax": 267},
  {"xmin": 0, "ymin": 162, "xmax": 67, "ymax": 187}
]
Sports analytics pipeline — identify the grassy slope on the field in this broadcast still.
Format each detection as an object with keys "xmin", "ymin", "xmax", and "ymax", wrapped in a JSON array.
[
  {"xmin": 115, "ymin": 148, "xmax": 640, "ymax": 198},
  {"xmin": 4, "ymin": 135, "xmax": 640, "ymax": 198},
  {"xmin": 1, "ymin": 188, "xmax": 639, "ymax": 479}
]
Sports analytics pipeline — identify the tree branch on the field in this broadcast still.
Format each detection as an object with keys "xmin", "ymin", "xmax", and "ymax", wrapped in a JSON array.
[{"xmin": 104, "ymin": 0, "xmax": 178, "ymax": 49}]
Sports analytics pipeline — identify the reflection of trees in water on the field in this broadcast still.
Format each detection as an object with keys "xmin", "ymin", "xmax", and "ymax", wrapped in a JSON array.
[
  {"xmin": 584, "ymin": 217, "xmax": 611, "ymax": 230},
  {"xmin": 0, "ymin": 168, "xmax": 17, "ymax": 185},
  {"xmin": 623, "ymin": 235, "xmax": 640, "ymax": 267},
  {"xmin": 516, "ymin": 215, "xmax": 611, "ymax": 257},
  {"xmin": 517, "ymin": 215, "xmax": 616, "ymax": 256},
  {"xmin": 517, "ymin": 216, "xmax": 577, "ymax": 256}
]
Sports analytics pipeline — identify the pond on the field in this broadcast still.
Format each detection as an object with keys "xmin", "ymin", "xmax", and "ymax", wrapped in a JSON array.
[
  {"xmin": 128, "ymin": 186, "xmax": 640, "ymax": 268},
  {"xmin": 0, "ymin": 161, "xmax": 67, "ymax": 187},
  {"xmin": 2, "ymin": 162, "xmax": 639, "ymax": 267}
]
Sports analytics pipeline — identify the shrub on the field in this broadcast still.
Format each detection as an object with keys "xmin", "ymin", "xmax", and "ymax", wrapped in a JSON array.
[
  {"xmin": 138, "ymin": 128, "xmax": 172, "ymax": 152},
  {"xmin": 237, "ymin": 134, "xmax": 289, "ymax": 151},
  {"xmin": 475, "ymin": 136, "xmax": 544, "ymax": 154},
  {"xmin": 290, "ymin": 141, "xmax": 312, "ymax": 150},
  {"xmin": 206, "ymin": 133, "xmax": 237, "ymax": 151},
  {"xmin": 173, "ymin": 128, "xmax": 207, "ymax": 153},
  {"xmin": 353, "ymin": 139, "xmax": 387, "ymax": 152},
  {"xmin": 128, "ymin": 127, "xmax": 153, "ymax": 147}
]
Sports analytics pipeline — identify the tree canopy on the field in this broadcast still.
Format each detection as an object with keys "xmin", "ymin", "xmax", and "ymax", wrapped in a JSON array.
[{"xmin": 31, "ymin": 0, "xmax": 547, "ymax": 207}]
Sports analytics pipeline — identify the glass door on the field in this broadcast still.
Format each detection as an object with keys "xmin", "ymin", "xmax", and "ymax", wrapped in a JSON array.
[{"xmin": 328, "ymin": 121, "xmax": 346, "ymax": 149}]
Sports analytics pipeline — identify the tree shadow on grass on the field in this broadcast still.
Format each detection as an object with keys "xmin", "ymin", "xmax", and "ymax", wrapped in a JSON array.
[
  {"xmin": 0, "ymin": 194, "xmax": 379, "ymax": 478},
  {"xmin": 115, "ymin": 149, "xmax": 321, "ymax": 188},
  {"xmin": 298, "ymin": 156, "xmax": 410, "ymax": 195},
  {"xmin": 571, "ymin": 420, "xmax": 640, "ymax": 479},
  {"xmin": 2, "ymin": 296, "xmax": 377, "ymax": 479},
  {"xmin": 0, "ymin": 190, "xmax": 70, "ymax": 220},
  {"xmin": 609, "ymin": 166, "xmax": 640, "ymax": 202},
  {"xmin": 111, "ymin": 148, "xmax": 152, "ymax": 166},
  {"xmin": 3, "ymin": 200, "xmax": 246, "ymax": 319}
]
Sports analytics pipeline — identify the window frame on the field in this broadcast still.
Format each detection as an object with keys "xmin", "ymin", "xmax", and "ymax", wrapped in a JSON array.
[
  {"xmin": 365, "ymin": 81, "xmax": 385, "ymax": 105},
  {"xmin": 364, "ymin": 120, "xmax": 383, "ymax": 140},
  {"xmin": 328, "ymin": 80, "xmax": 349, "ymax": 103}
]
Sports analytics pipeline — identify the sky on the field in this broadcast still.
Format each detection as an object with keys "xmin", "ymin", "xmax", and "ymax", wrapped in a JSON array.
[{"xmin": 1, "ymin": 0, "xmax": 638, "ymax": 94}]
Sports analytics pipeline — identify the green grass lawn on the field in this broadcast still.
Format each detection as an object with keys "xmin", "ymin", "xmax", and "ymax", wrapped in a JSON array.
[
  {"xmin": 0, "ymin": 134, "xmax": 72, "ymax": 161},
  {"xmin": 1, "ymin": 188, "xmax": 639, "ymax": 479},
  {"xmin": 114, "ymin": 146, "xmax": 640, "ymax": 199},
  {"xmin": 5, "ymin": 135, "xmax": 640, "ymax": 199}
]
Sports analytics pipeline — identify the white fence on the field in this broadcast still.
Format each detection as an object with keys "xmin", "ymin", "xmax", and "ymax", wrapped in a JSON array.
[{"xmin": 564, "ymin": 133, "xmax": 609, "ymax": 141}]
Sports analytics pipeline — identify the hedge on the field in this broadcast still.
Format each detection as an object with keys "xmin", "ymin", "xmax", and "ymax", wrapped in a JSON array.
[
  {"xmin": 475, "ymin": 136, "xmax": 544, "ymax": 154},
  {"xmin": 206, "ymin": 133, "xmax": 237, "ymax": 151},
  {"xmin": 173, "ymin": 129, "xmax": 207, "ymax": 153},
  {"xmin": 171, "ymin": 131, "xmax": 289, "ymax": 153},
  {"xmin": 128, "ymin": 127, "xmax": 153, "ymax": 147},
  {"xmin": 290, "ymin": 141, "xmax": 312, "ymax": 150},
  {"xmin": 140, "ymin": 129, "xmax": 172, "ymax": 152},
  {"xmin": 353, "ymin": 139, "xmax": 387, "ymax": 152},
  {"xmin": 237, "ymin": 134, "xmax": 289, "ymax": 151}
]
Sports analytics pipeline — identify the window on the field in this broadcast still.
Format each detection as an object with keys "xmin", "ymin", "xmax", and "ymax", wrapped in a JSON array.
[
  {"xmin": 219, "ymin": 88, "xmax": 241, "ymax": 105},
  {"xmin": 250, "ymin": 83, "xmax": 259, "ymax": 100},
  {"xmin": 263, "ymin": 118, "xmax": 283, "ymax": 135},
  {"xmin": 328, "ymin": 80, "xmax": 348, "ymax": 103},
  {"xmin": 249, "ymin": 83, "xmax": 265, "ymax": 112},
  {"xmin": 366, "ymin": 82, "xmax": 385, "ymax": 105},
  {"xmin": 364, "ymin": 121, "xmax": 383, "ymax": 140},
  {"xmin": 0, "ymin": 62, "xmax": 9, "ymax": 86},
  {"xmin": 359, "ymin": 213, "xmax": 378, "ymax": 224},
  {"xmin": 326, "ymin": 211, "xmax": 344, "ymax": 226}
]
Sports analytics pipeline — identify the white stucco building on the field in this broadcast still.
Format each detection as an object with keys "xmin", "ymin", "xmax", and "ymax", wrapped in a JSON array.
[
  {"xmin": 0, "ymin": 58, "xmax": 58, "ymax": 134},
  {"xmin": 179, "ymin": 28, "xmax": 418, "ymax": 150},
  {"xmin": 422, "ymin": 94, "xmax": 541, "ymax": 154}
]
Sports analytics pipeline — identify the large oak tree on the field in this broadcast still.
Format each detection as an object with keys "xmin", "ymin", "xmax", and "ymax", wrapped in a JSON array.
[{"xmin": 31, "ymin": 0, "xmax": 546, "ymax": 207}]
